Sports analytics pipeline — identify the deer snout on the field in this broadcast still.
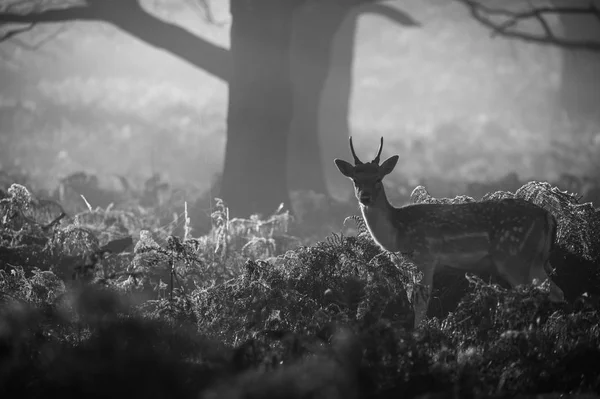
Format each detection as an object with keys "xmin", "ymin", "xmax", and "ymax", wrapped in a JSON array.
[{"xmin": 359, "ymin": 193, "xmax": 372, "ymax": 205}]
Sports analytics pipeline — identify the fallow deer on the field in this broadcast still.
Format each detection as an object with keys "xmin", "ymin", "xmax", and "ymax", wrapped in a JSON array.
[{"xmin": 334, "ymin": 137, "xmax": 564, "ymax": 328}]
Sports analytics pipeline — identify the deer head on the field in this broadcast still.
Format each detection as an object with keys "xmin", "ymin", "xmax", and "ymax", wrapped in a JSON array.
[{"xmin": 334, "ymin": 137, "xmax": 399, "ymax": 206}]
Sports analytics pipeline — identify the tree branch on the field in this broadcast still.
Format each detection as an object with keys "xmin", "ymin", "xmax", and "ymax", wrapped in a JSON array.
[
  {"xmin": 187, "ymin": 0, "xmax": 229, "ymax": 27},
  {"xmin": 455, "ymin": 0, "xmax": 600, "ymax": 52},
  {"xmin": 107, "ymin": 2, "xmax": 230, "ymax": 81},
  {"xmin": 0, "ymin": 1, "xmax": 230, "ymax": 81},
  {"xmin": 0, "ymin": 23, "xmax": 35, "ymax": 42},
  {"xmin": 5, "ymin": 24, "xmax": 70, "ymax": 50},
  {"xmin": 0, "ymin": 5, "xmax": 101, "ymax": 24}
]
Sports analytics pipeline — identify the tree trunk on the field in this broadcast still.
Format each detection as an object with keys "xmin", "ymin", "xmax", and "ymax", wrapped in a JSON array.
[
  {"xmin": 220, "ymin": 0, "xmax": 301, "ymax": 218},
  {"xmin": 287, "ymin": 2, "xmax": 351, "ymax": 194},
  {"xmin": 558, "ymin": 11, "xmax": 600, "ymax": 126},
  {"xmin": 289, "ymin": 2, "xmax": 420, "ymax": 199}
]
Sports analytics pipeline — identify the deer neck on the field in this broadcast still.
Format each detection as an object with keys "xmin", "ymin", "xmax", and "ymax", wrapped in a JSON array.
[{"xmin": 359, "ymin": 188, "xmax": 403, "ymax": 252}]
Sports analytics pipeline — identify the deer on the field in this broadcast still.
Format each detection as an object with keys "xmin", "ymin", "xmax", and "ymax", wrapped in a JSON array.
[{"xmin": 334, "ymin": 136, "xmax": 565, "ymax": 328}]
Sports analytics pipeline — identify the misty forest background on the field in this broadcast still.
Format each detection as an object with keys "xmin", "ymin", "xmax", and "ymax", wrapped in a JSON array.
[
  {"xmin": 2, "ymin": 1, "xmax": 600, "ymax": 398},
  {"xmin": 1, "ymin": 0, "xmax": 599, "ymax": 223}
]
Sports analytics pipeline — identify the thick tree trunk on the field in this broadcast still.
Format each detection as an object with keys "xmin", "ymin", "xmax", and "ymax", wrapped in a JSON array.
[
  {"xmin": 558, "ymin": 12, "xmax": 600, "ymax": 125},
  {"xmin": 220, "ymin": 0, "xmax": 301, "ymax": 218},
  {"xmin": 287, "ymin": 2, "xmax": 351, "ymax": 194},
  {"xmin": 289, "ymin": 2, "xmax": 420, "ymax": 199}
]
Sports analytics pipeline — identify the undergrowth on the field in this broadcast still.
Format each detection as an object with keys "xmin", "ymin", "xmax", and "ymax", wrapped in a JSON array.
[{"xmin": 1, "ymin": 176, "xmax": 600, "ymax": 399}]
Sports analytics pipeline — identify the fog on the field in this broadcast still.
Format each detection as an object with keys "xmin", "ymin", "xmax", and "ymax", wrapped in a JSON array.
[{"xmin": 0, "ymin": 0, "xmax": 598, "ymax": 206}]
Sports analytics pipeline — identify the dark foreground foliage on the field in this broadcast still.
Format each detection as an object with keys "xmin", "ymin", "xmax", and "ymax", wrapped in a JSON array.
[{"xmin": 1, "ymin": 177, "xmax": 600, "ymax": 399}]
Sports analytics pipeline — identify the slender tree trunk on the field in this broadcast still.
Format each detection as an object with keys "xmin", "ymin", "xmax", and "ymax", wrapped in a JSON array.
[{"xmin": 220, "ymin": 0, "xmax": 302, "ymax": 218}]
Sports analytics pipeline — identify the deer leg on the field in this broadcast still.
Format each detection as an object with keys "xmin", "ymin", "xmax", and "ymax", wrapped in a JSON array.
[
  {"xmin": 524, "ymin": 220, "xmax": 564, "ymax": 302},
  {"xmin": 529, "ymin": 260, "xmax": 565, "ymax": 302},
  {"xmin": 494, "ymin": 255, "xmax": 565, "ymax": 302},
  {"xmin": 413, "ymin": 261, "xmax": 435, "ymax": 329},
  {"xmin": 526, "ymin": 229, "xmax": 565, "ymax": 302},
  {"xmin": 549, "ymin": 280, "xmax": 565, "ymax": 302},
  {"xmin": 491, "ymin": 255, "xmax": 528, "ymax": 289}
]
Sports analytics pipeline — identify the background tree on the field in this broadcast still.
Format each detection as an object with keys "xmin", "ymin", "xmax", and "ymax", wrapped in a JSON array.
[
  {"xmin": 1, "ymin": 0, "xmax": 599, "ymax": 218},
  {"xmin": 457, "ymin": 0, "xmax": 600, "ymax": 128},
  {"xmin": 220, "ymin": 0, "xmax": 301, "ymax": 217},
  {"xmin": 0, "ymin": 0, "xmax": 418, "ymax": 218},
  {"xmin": 288, "ymin": 1, "xmax": 419, "ymax": 195}
]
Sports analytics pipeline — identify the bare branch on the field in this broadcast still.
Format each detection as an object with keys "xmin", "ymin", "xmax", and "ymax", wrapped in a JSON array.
[
  {"xmin": 0, "ymin": 6, "xmax": 98, "ymax": 24},
  {"xmin": 6, "ymin": 23, "xmax": 70, "ymax": 49},
  {"xmin": 0, "ymin": 23, "xmax": 34, "ymax": 41},
  {"xmin": 531, "ymin": 2, "xmax": 556, "ymax": 40},
  {"xmin": 456, "ymin": 0, "xmax": 600, "ymax": 52},
  {"xmin": 0, "ymin": 3, "xmax": 84, "ymax": 44},
  {"xmin": 184, "ymin": 0, "xmax": 229, "ymax": 27},
  {"xmin": 0, "ymin": 0, "xmax": 231, "ymax": 81}
]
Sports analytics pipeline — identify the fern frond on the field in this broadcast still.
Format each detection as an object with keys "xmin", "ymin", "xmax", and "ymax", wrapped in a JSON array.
[
  {"xmin": 324, "ymin": 232, "xmax": 344, "ymax": 249},
  {"xmin": 343, "ymin": 215, "xmax": 369, "ymax": 237}
]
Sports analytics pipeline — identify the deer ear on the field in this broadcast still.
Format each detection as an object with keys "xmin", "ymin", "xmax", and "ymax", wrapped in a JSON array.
[
  {"xmin": 379, "ymin": 155, "xmax": 399, "ymax": 176},
  {"xmin": 334, "ymin": 159, "xmax": 355, "ymax": 178}
]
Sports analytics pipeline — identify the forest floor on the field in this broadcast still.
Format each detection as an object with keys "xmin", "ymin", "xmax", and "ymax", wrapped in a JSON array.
[{"xmin": 1, "ymin": 171, "xmax": 600, "ymax": 399}]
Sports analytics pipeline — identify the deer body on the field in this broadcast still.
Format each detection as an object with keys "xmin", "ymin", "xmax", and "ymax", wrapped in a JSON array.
[{"xmin": 335, "ymin": 137, "xmax": 564, "ymax": 328}]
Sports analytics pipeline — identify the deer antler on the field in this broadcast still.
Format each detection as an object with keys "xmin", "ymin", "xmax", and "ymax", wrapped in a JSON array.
[
  {"xmin": 372, "ymin": 137, "xmax": 384, "ymax": 164},
  {"xmin": 349, "ymin": 136, "xmax": 363, "ymax": 165}
]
